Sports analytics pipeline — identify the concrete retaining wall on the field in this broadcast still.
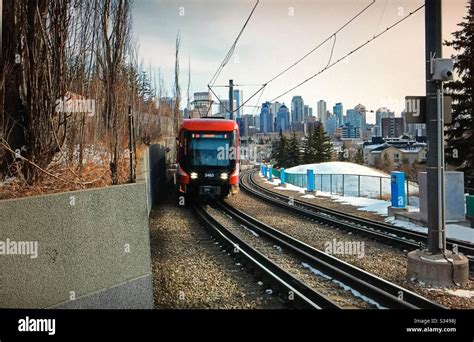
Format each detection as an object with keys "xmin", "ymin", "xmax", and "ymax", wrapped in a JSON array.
[
  {"xmin": 137, "ymin": 144, "xmax": 169, "ymax": 215},
  {"xmin": 0, "ymin": 183, "xmax": 153, "ymax": 309}
]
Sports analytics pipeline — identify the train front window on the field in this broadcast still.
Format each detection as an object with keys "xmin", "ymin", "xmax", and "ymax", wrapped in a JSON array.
[{"xmin": 188, "ymin": 133, "xmax": 232, "ymax": 167}]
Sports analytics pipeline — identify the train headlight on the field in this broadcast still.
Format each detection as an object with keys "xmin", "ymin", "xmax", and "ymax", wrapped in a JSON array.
[
  {"xmin": 190, "ymin": 172, "xmax": 198, "ymax": 179},
  {"xmin": 220, "ymin": 173, "xmax": 228, "ymax": 180}
]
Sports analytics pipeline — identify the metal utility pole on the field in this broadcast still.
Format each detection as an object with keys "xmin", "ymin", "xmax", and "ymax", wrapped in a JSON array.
[
  {"xmin": 229, "ymin": 79, "xmax": 234, "ymax": 120},
  {"xmin": 425, "ymin": 0, "xmax": 446, "ymax": 253}
]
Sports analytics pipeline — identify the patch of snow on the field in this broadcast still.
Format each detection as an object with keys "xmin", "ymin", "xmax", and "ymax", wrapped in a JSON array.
[
  {"xmin": 316, "ymin": 191, "xmax": 391, "ymax": 216},
  {"xmin": 286, "ymin": 161, "xmax": 388, "ymax": 177},
  {"xmin": 301, "ymin": 194, "xmax": 316, "ymax": 199},
  {"xmin": 426, "ymin": 288, "xmax": 474, "ymax": 298},
  {"xmin": 445, "ymin": 289, "xmax": 474, "ymax": 298},
  {"xmin": 240, "ymin": 224, "xmax": 260, "ymax": 237},
  {"xmin": 301, "ymin": 262, "xmax": 385, "ymax": 309},
  {"xmin": 274, "ymin": 182, "xmax": 306, "ymax": 194},
  {"xmin": 284, "ymin": 161, "xmax": 419, "ymax": 201},
  {"xmin": 385, "ymin": 218, "xmax": 474, "ymax": 244},
  {"xmin": 273, "ymin": 245, "xmax": 282, "ymax": 252},
  {"xmin": 264, "ymin": 179, "xmax": 281, "ymax": 186}
]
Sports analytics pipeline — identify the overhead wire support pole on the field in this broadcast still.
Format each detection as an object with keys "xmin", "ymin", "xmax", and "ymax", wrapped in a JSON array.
[
  {"xmin": 425, "ymin": 0, "xmax": 445, "ymax": 254},
  {"xmin": 228, "ymin": 80, "xmax": 234, "ymax": 120},
  {"xmin": 208, "ymin": 83, "xmax": 266, "ymax": 117},
  {"xmin": 405, "ymin": 0, "xmax": 467, "ymax": 287}
]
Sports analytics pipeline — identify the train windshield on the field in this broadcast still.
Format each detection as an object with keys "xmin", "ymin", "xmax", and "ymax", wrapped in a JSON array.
[{"xmin": 188, "ymin": 133, "xmax": 233, "ymax": 167}]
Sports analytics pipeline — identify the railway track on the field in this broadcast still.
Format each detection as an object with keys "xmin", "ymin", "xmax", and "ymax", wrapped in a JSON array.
[
  {"xmin": 241, "ymin": 170, "xmax": 474, "ymax": 271},
  {"xmin": 192, "ymin": 201, "xmax": 445, "ymax": 309},
  {"xmin": 192, "ymin": 203, "xmax": 338, "ymax": 309}
]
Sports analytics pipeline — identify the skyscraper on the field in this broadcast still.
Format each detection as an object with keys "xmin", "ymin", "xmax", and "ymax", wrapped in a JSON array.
[
  {"xmin": 317, "ymin": 100, "xmax": 328, "ymax": 129},
  {"xmin": 304, "ymin": 105, "xmax": 310, "ymax": 120},
  {"xmin": 354, "ymin": 103, "xmax": 367, "ymax": 132},
  {"xmin": 233, "ymin": 89, "xmax": 243, "ymax": 118},
  {"xmin": 270, "ymin": 102, "xmax": 281, "ymax": 116},
  {"xmin": 333, "ymin": 102, "xmax": 344, "ymax": 126},
  {"xmin": 259, "ymin": 102, "xmax": 274, "ymax": 133},
  {"xmin": 346, "ymin": 109, "xmax": 362, "ymax": 128},
  {"xmin": 291, "ymin": 96, "xmax": 304, "ymax": 126},
  {"xmin": 275, "ymin": 104, "xmax": 290, "ymax": 132},
  {"xmin": 376, "ymin": 107, "xmax": 394, "ymax": 126}
]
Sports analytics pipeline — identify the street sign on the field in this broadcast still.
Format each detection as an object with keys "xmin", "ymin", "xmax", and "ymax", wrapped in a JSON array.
[
  {"xmin": 405, "ymin": 96, "xmax": 426, "ymax": 124},
  {"xmin": 405, "ymin": 95, "xmax": 452, "ymax": 125}
]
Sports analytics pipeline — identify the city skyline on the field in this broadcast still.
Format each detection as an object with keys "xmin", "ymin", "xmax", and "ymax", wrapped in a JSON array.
[{"xmin": 133, "ymin": 0, "xmax": 467, "ymax": 122}]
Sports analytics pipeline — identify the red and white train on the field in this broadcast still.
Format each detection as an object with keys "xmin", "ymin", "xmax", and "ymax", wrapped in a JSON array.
[{"xmin": 176, "ymin": 118, "xmax": 240, "ymax": 200}]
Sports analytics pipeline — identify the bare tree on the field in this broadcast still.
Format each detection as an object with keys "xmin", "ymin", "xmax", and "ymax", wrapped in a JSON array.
[
  {"xmin": 96, "ymin": 0, "xmax": 132, "ymax": 184},
  {"xmin": 1, "ymin": 0, "xmax": 168, "ymax": 189},
  {"xmin": 186, "ymin": 57, "xmax": 191, "ymax": 112},
  {"xmin": 173, "ymin": 33, "xmax": 181, "ymax": 136},
  {"xmin": 0, "ymin": 0, "xmax": 72, "ymax": 184}
]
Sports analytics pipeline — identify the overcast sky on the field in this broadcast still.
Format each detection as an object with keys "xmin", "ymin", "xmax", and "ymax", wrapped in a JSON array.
[{"xmin": 132, "ymin": 0, "xmax": 468, "ymax": 123}]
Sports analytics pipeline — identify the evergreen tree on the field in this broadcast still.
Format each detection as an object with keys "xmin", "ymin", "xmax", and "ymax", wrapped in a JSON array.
[
  {"xmin": 313, "ymin": 124, "xmax": 333, "ymax": 163},
  {"xmin": 302, "ymin": 127, "xmax": 316, "ymax": 164},
  {"xmin": 271, "ymin": 131, "xmax": 289, "ymax": 167},
  {"xmin": 445, "ymin": 2, "xmax": 474, "ymax": 190},
  {"xmin": 302, "ymin": 123, "xmax": 334, "ymax": 164},
  {"xmin": 286, "ymin": 131, "xmax": 301, "ymax": 167},
  {"xmin": 139, "ymin": 71, "xmax": 154, "ymax": 103},
  {"xmin": 338, "ymin": 141, "xmax": 348, "ymax": 161}
]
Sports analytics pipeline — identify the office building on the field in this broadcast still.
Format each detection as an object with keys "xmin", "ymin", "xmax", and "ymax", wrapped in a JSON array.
[
  {"xmin": 333, "ymin": 102, "xmax": 344, "ymax": 126},
  {"xmin": 259, "ymin": 102, "xmax": 274, "ymax": 133},
  {"xmin": 317, "ymin": 100, "xmax": 327, "ymax": 128},
  {"xmin": 381, "ymin": 117, "xmax": 405, "ymax": 138},
  {"xmin": 291, "ymin": 96, "xmax": 304, "ymax": 126},
  {"xmin": 275, "ymin": 104, "xmax": 290, "ymax": 133},
  {"xmin": 233, "ymin": 89, "xmax": 243, "ymax": 118}
]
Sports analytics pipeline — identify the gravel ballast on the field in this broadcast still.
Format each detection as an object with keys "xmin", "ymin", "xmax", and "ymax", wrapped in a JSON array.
[
  {"xmin": 150, "ymin": 200, "xmax": 284, "ymax": 309},
  {"xmin": 205, "ymin": 205, "xmax": 378, "ymax": 309},
  {"xmin": 227, "ymin": 177, "xmax": 474, "ymax": 309}
]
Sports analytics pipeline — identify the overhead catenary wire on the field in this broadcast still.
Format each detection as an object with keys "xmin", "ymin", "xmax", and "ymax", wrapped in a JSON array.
[
  {"xmin": 324, "ymin": 34, "xmax": 337, "ymax": 69},
  {"xmin": 208, "ymin": 0, "xmax": 260, "ymax": 87},
  {"xmin": 251, "ymin": 86, "xmax": 265, "ymax": 116},
  {"xmin": 269, "ymin": 4, "xmax": 425, "ymax": 103},
  {"xmin": 208, "ymin": 83, "xmax": 267, "ymax": 116},
  {"xmin": 264, "ymin": 0, "xmax": 375, "ymax": 86},
  {"xmin": 375, "ymin": 0, "xmax": 389, "ymax": 35},
  {"xmin": 209, "ymin": 0, "xmax": 374, "ymax": 116},
  {"xmin": 211, "ymin": 83, "xmax": 265, "ymax": 88}
]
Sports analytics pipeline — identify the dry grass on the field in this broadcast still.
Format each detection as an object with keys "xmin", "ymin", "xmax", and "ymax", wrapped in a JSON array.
[{"xmin": 0, "ymin": 145, "xmax": 140, "ymax": 201}]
